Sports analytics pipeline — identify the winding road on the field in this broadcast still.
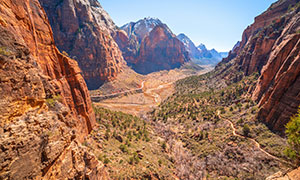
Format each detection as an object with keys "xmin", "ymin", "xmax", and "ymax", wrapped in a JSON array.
[{"xmin": 144, "ymin": 82, "xmax": 174, "ymax": 104}]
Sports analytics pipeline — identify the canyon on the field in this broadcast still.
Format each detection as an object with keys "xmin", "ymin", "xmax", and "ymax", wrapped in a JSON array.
[{"xmin": 0, "ymin": 0, "xmax": 299, "ymax": 179}]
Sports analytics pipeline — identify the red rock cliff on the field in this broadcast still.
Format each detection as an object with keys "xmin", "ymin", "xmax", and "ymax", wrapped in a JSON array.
[
  {"xmin": 39, "ymin": 0, "xmax": 126, "ymax": 90},
  {"xmin": 134, "ymin": 25, "xmax": 189, "ymax": 74},
  {"xmin": 216, "ymin": 0, "xmax": 300, "ymax": 133},
  {"xmin": 115, "ymin": 18, "xmax": 190, "ymax": 74},
  {"xmin": 0, "ymin": 0, "xmax": 104, "ymax": 179}
]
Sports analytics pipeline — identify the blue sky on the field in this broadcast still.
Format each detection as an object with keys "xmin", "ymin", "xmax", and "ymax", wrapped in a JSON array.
[{"xmin": 100, "ymin": 0, "xmax": 277, "ymax": 52}]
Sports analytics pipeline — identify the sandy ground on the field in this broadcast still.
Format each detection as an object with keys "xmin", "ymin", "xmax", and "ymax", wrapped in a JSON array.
[{"xmin": 93, "ymin": 65, "xmax": 213, "ymax": 117}]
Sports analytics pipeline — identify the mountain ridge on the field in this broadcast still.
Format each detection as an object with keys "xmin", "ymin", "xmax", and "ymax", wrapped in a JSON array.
[
  {"xmin": 177, "ymin": 33, "xmax": 228, "ymax": 65},
  {"xmin": 115, "ymin": 17, "xmax": 190, "ymax": 74}
]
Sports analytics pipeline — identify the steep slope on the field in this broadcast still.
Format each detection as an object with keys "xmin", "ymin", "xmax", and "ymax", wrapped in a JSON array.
[
  {"xmin": 216, "ymin": 0, "xmax": 300, "ymax": 133},
  {"xmin": 39, "ymin": 0, "xmax": 126, "ymax": 90},
  {"xmin": 177, "ymin": 33, "xmax": 202, "ymax": 61},
  {"xmin": 116, "ymin": 17, "xmax": 163, "ymax": 65},
  {"xmin": 0, "ymin": 0, "xmax": 104, "ymax": 179},
  {"xmin": 116, "ymin": 18, "xmax": 190, "ymax": 74},
  {"xmin": 177, "ymin": 33, "xmax": 226, "ymax": 65},
  {"xmin": 133, "ymin": 24, "xmax": 190, "ymax": 74}
]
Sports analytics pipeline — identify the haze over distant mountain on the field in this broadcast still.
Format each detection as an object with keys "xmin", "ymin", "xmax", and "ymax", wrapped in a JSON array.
[
  {"xmin": 115, "ymin": 17, "xmax": 190, "ymax": 74},
  {"xmin": 177, "ymin": 33, "xmax": 228, "ymax": 65}
]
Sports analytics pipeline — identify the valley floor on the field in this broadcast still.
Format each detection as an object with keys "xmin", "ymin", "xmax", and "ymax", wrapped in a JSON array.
[
  {"xmin": 89, "ymin": 65, "xmax": 295, "ymax": 179},
  {"xmin": 92, "ymin": 64, "xmax": 213, "ymax": 116}
]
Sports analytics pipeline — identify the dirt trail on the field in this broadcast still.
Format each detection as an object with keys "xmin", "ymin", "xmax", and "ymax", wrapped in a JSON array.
[
  {"xmin": 144, "ymin": 82, "xmax": 174, "ymax": 104},
  {"xmin": 93, "ymin": 65, "xmax": 214, "ymax": 116},
  {"xmin": 224, "ymin": 118, "xmax": 293, "ymax": 166}
]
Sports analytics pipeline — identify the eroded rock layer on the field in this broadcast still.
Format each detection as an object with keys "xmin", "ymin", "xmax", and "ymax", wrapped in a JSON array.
[
  {"xmin": 40, "ymin": 0, "xmax": 126, "ymax": 90},
  {"xmin": 116, "ymin": 18, "xmax": 190, "ymax": 74},
  {"xmin": 134, "ymin": 25, "xmax": 190, "ymax": 74},
  {"xmin": 0, "ymin": 0, "xmax": 102, "ymax": 179},
  {"xmin": 217, "ymin": 0, "xmax": 300, "ymax": 133}
]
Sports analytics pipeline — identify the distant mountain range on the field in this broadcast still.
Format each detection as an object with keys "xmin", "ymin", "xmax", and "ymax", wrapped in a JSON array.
[{"xmin": 177, "ymin": 33, "xmax": 228, "ymax": 65}]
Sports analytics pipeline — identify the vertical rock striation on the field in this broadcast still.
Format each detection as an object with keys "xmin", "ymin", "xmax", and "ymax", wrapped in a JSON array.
[
  {"xmin": 40, "ymin": 0, "xmax": 126, "ymax": 90},
  {"xmin": 134, "ymin": 24, "xmax": 190, "ymax": 74},
  {"xmin": 216, "ymin": 0, "xmax": 300, "ymax": 133},
  {"xmin": 0, "ymin": 0, "xmax": 103, "ymax": 179}
]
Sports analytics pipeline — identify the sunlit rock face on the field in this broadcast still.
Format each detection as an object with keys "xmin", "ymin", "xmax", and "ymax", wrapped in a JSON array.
[
  {"xmin": 40, "ymin": 0, "xmax": 126, "ymax": 90},
  {"xmin": 116, "ymin": 18, "xmax": 190, "ymax": 74},
  {"xmin": 217, "ymin": 0, "xmax": 300, "ymax": 133},
  {"xmin": 0, "ymin": 0, "xmax": 105, "ymax": 179}
]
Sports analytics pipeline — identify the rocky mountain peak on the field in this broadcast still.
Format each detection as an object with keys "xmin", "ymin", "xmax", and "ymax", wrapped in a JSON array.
[
  {"xmin": 114, "ymin": 18, "xmax": 190, "ymax": 74},
  {"xmin": 177, "ymin": 33, "xmax": 195, "ymax": 47},
  {"xmin": 121, "ymin": 17, "xmax": 163, "ymax": 42},
  {"xmin": 176, "ymin": 34, "xmax": 227, "ymax": 65},
  {"xmin": 198, "ymin": 43, "xmax": 208, "ymax": 51}
]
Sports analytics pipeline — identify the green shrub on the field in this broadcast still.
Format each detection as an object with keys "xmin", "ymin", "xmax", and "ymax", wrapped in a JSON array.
[
  {"xmin": 285, "ymin": 107, "xmax": 300, "ymax": 164},
  {"xmin": 119, "ymin": 144, "xmax": 129, "ymax": 153},
  {"xmin": 0, "ymin": 47, "xmax": 12, "ymax": 56},
  {"xmin": 103, "ymin": 158, "xmax": 110, "ymax": 165},
  {"xmin": 243, "ymin": 124, "xmax": 251, "ymax": 137},
  {"xmin": 161, "ymin": 141, "xmax": 167, "ymax": 151},
  {"xmin": 129, "ymin": 152, "xmax": 139, "ymax": 165},
  {"xmin": 237, "ymin": 118, "xmax": 244, "ymax": 124},
  {"xmin": 46, "ymin": 94, "xmax": 61, "ymax": 107},
  {"xmin": 158, "ymin": 159, "xmax": 162, "ymax": 166}
]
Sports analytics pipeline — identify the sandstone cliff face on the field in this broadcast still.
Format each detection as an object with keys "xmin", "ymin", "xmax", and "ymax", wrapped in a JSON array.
[
  {"xmin": 0, "ymin": 0, "xmax": 103, "ymax": 179},
  {"xmin": 216, "ymin": 0, "xmax": 300, "ymax": 133},
  {"xmin": 116, "ymin": 18, "xmax": 163, "ymax": 66},
  {"xmin": 40, "ymin": 0, "xmax": 126, "ymax": 90},
  {"xmin": 116, "ymin": 18, "xmax": 190, "ymax": 74},
  {"xmin": 253, "ymin": 12, "xmax": 300, "ymax": 133},
  {"xmin": 134, "ymin": 25, "xmax": 190, "ymax": 74},
  {"xmin": 117, "ymin": 20, "xmax": 190, "ymax": 74}
]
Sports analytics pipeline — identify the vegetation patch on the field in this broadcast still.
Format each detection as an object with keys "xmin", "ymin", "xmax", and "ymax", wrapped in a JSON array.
[
  {"xmin": 151, "ymin": 72, "xmax": 289, "ymax": 179},
  {"xmin": 46, "ymin": 95, "xmax": 61, "ymax": 108},
  {"xmin": 285, "ymin": 107, "xmax": 300, "ymax": 165},
  {"xmin": 89, "ymin": 107, "xmax": 175, "ymax": 179}
]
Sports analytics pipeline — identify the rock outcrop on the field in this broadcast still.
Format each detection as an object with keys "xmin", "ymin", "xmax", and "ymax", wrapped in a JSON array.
[
  {"xmin": 40, "ymin": 0, "xmax": 126, "ymax": 90},
  {"xmin": 216, "ymin": 0, "xmax": 300, "ymax": 133},
  {"xmin": 0, "ymin": 0, "xmax": 103, "ymax": 179},
  {"xmin": 116, "ymin": 18, "xmax": 190, "ymax": 74}
]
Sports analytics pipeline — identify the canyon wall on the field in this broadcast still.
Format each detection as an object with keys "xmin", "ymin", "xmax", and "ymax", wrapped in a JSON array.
[
  {"xmin": 0, "ymin": 0, "xmax": 105, "ymax": 179},
  {"xmin": 40, "ymin": 0, "xmax": 126, "ymax": 90},
  {"xmin": 217, "ymin": 0, "xmax": 300, "ymax": 133}
]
